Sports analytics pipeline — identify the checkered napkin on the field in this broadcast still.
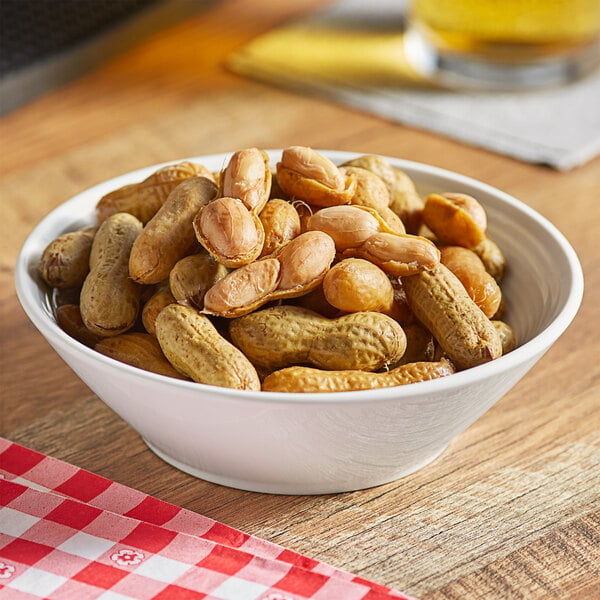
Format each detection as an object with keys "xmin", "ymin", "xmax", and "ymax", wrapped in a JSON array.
[{"xmin": 0, "ymin": 438, "xmax": 414, "ymax": 600}]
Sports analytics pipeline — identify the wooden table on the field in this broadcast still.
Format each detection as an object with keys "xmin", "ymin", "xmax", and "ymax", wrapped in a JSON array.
[{"xmin": 2, "ymin": 1, "xmax": 599, "ymax": 598}]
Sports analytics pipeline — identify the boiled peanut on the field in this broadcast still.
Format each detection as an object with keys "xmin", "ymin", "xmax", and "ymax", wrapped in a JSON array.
[
  {"xmin": 276, "ymin": 146, "xmax": 356, "ymax": 207},
  {"xmin": 80, "ymin": 212, "xmax": 142, "ymax": 337},
  {"xmin": 155, "ymin": 304, "xmax": 260, "ymax": 390},
  {"xmin": 95, "ymin": 332, "xmax": 188, "ymax": 379},
  {"xmin": 306, "ymin": 205, "xmax": 385, "ymax": 250},
  {"xmin": 203, "ymin": 231, "xmax": 336, "ymax": 317},
  {"xmin": 193, "ymin": 196, "xmax": 265, "ymax": 267},
  {"xmin": 342, "ymin": 155, "xmax": 424, "ymax": 233},
  {"xmin": 338, "ymin": 165, "xmax": 390, "ymax": 213},
  {"xmin": 39, "ymin": 226, "xmax": 96, "ymax": 288},
  {"xmin": 203, "ymin": 258, "xmax": 280, "ymax": 318},
  {"xmin": 220, "ymin": 147, "xmax": 271, "ymax": 212},
  {"xmin": 141, "ymin": 284, "xmax": 176, "ymax": 336},
  {"xmin": 229, "ymin": 305, "xmax": 407, "ymax": 372},
  {"xmin": 129, "ymin": 176, "xmax": 218, "ymax": 284},
  {"xmin": 440, "ymin": 246, "xmax": 502, "ymax": 318},
  {"xmin": 322, "ymin": 258, "xmax": 395, "ymax": 314},
  {"xmin": 259, "ymin": 198, "xmax": 301, "ymax": 257},
  {"xmin": 56, "ymin": 304, "xmax": 102, "ymax": 347},
  {"xmin": 96, "ymin": 161, "xmax": 214, "ymax": 224},
  {"xmin": 169, "ymin": 251, "xmax": 229, "ymax": 309},
  {"xmin": 492, "ymin": 320, "xmax": 517, "ymax": 355},
  {"xmin": 423, "ymin": 192, "xmax": 487, "ymax": 248},
  {"xmin": 342, "ymin": 231, "xmax": 441, "ymax": 277},
  {"xmin": 306, "ymin": 205, "xmax": 438, "ymax": 276},
  {"xmin": 473, "ymin": 235, "xmax": 507, "ymax": 282},
  {"xmin": 397, "ymin": 323, "xmax": 436, "ymax": 365},
  {"xmin": 262, "ymin": 358, "xmax": 455, "ymax": 392},
  {"xmin": 403, "ymin": 264, "xmax": 502, "ymax": 370}
]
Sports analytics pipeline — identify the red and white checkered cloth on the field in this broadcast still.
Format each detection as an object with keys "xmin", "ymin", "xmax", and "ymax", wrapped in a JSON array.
[{"xmin": 0, "ymin": 438, "xmax": 414, "ymax": 600}]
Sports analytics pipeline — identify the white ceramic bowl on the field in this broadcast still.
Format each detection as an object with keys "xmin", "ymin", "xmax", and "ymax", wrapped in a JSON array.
[{"xmin": 15, "ymin": 151, "xmax": 584, "ymax": 494}]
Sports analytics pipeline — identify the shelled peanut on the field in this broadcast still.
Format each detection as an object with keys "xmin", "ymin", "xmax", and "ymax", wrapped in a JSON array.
[{"xmin": 39, "ymin": 147, "xmax": 516, "ymax": 393}]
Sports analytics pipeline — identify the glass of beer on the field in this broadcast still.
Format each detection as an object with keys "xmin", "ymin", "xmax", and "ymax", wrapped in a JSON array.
[{"xmin": 403, "ymin": 0, "xmax": 600, "ymax": 89}]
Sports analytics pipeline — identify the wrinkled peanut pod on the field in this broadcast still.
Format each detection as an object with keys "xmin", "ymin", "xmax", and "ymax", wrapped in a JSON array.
[
  {"xmin": 262, "ymin": 358, "xmax": 455, "ymax": 393},
  {"xmin": 203, "ymin": 231, "xmax": 336, "ymax": 318},
  {"xmin": 39, "ymin": 226, "xmax": 96, "ymax": 288},
  {"xmin": 155, "ymin": 304, "xmax": 260, "ymax": 390},
  {"xmin": 259, "ymin": 198, "xmax": 301, "ymax": 257},
  {"xmin": 56, "ymin": 303, "xmax": 102, "ymax": 347},
  {"xmin": 96, "ymin": 161, "xmax": 214, "ymax": 224},
  {"xmin": 129, "ymin": 176, "xmax": 218, "ymax": 284},
  {"xmin": 220, "ymin": 147, "xmax": 271, "ymax": 212},
  {"xmin": 169, "ymin": 251, "xmax": 229, "ymax": 309},
  {"xmin": 95, "ymin": 332, "xmax": 188, "ymax": 380},
  {"xmin": 403, "ymin": 264, "xmax": 502, "ymax": 370},
  {"xmin": 492, "ymin": 320, "xmax": 517, "ymax": 355},
  {"xmin": 341, "ymin": 231, "xmax": 441, "ymax": 277},
  {"xmin": 440, "ymin": 246, "xmax": 502, "ymax": 318},
  {"xmin": 276, "ymin": 146, "xmax": 356, "ymax": 207},
  {"xmin": 423, "ymin": 192, "xmax": 487, "ymax": 248},
  {"xmin": 80, "ymin": 212, "xmax": 142, "ymax": 337},
  {"xmin": 141, "ymin": 284, "xmax": 176, "ymax": 336},
  {"xmin": 473, "ymin": 235, "xmax": 507, "ymax": 283},
  {"xmin": 193, "ymin": 197, "xmax": 265, "ymax": 268},
  {"xmin": 229, "ymin": 305, "xmax": 407, "ymax": 372},
  {"xmin": 322, "ymin": 258, "xmax": 394, "ymax": 314}
]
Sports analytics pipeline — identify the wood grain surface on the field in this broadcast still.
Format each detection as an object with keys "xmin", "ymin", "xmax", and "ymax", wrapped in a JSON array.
[{"xmin": 1, "ymin": 1, "xmax": 599, "ymax": 598}]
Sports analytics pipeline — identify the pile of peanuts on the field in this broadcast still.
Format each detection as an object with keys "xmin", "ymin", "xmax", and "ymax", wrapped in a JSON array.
[{"xmin": 39, "ymin": 147, "xmax": 516, "ymax": 393}]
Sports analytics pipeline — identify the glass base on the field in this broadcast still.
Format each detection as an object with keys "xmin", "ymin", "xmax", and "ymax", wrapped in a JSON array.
[{"xmin": 403, "ymin": 28, "xmax": 600, "ymax": 90}]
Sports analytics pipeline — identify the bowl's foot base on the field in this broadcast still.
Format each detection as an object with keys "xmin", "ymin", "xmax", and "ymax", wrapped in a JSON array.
[{"xmin": 143, "ymin": 439, "xmax": 449, "ymax": 495}]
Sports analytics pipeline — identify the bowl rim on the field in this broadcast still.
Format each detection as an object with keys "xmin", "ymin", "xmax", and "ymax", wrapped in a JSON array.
[{"xmin": 15, "ymin": 150, "xmax": 585, "ymax": 405}]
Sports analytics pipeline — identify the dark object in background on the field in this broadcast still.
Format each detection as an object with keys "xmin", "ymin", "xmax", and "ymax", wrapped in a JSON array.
[{"xmin": 0, "ymin": 0, "xmax": 208, "ymax": 114}]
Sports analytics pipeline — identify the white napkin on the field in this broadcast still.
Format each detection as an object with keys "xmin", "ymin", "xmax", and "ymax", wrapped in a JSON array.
[{"xmin": 227, "ymin": 0, "xmax": 600, "ymax": 170}]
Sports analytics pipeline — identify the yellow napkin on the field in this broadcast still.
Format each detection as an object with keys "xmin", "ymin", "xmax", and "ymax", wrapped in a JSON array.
[{"xmin": 227, "ymin": 24, "xmax": 428, "ymax": 88}]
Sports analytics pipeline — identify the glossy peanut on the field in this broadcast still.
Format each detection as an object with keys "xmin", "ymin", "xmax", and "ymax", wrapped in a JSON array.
[
  {"xmin": 230, "ymin": 305, "xmax": 407, "ymax": 372},
  {"xmin": 56, "ymin": 303, "xmax": 102, "ymax": 347},
  {"xmin": 440, "ymin": 245, "xmax": 502, "ymax": 318},
  {"xmin": 96, "ymin": 161, "xmax": 214, "ymax": 224},
  {"xmin": 342, "ymin": 155, "xmax": 424, "ymax": 233},
  {"xmin": 169, "ymin": 251, "xmax": 229, "ymax": 310},
  {"xmin": 141, "ymin": 284, "xmax": 176, "ymax": 336},
  {"xmin": 423, "ymin": 192, "xmax": 487, "ymax": 248},
  {"xmin": 473, "ymin": 235, "xmax": 507, "ymax": 282},
  {"xmin": 342, "ymin": 231, "xmax": 441, "ymax": 277},
  {"xmin": 262, "ymin": 358, "xmax": 455, "ymax": 392},
  {"xmin": 338, "ymin": 165, "xmax": 389, "ymax": 213},
  {"xmin": 80, "ymin": 212, "xmax": 142, "ymax": 337},
  {"xmin": 129, "ymin": 176, "xmax": 218, "ymax": 284},
  {"xmin": 193, "ymin": 196, "xmax": 264, "ymax": 267},
  {"xmin": 403, "ymin": 264, "xmax": 502, "ymax": 370},
  {"xmin": 39, "ymin": 226, "xmax": 96, "ymax": 288},
  {"xmin": 276, "ymin": 146, "xmax": 356, "ymax": 207},
  {"xmin": 322, "ymin": 258, "xmax": 394, "ymax": 314},
  {"xmin": 220, "ymin": 147, "xmax": 271, "ymax": 212},
  {"xmin": 155, "ymin": 304, "xmax": 260, "ymax": 390},
  {"xmin": 306, "ymin": 205, "xmax": 384, "ymax": 250},
  {"xmin": 203, "ymin": 231, "xmax": 336, "ymax": 317},
  {"xmin": 95, "ymin": 332, "xmax": 188, "ymax": 379},
  {"xmin": 259, "ymin": 198, "xmax": 301, "ymax": 257}
]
